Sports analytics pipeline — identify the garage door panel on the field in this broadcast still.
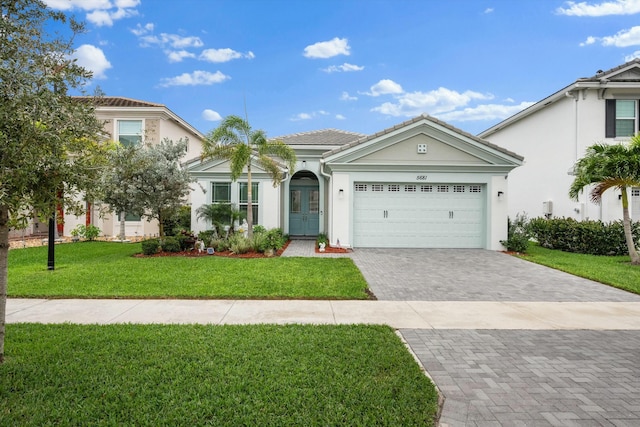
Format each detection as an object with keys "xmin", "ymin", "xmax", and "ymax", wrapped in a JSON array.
[{"xmin": 353, "ymin": 183, "xmax": 484, "ymax": 248}]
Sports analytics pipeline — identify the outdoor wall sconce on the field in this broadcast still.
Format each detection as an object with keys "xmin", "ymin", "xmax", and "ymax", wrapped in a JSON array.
[
  {"xmin": 302, "ymin": 160, "xmax": 307, "ymax": 169},
  {"xmin": 618, "ymin": 194, "xmax": 623, "ymax": 200},
  {"xmin": 338, "ymin": 189, "xmax": 344, "ymax": 198},
  {"xmin": 497, "ymin": 191, "xmax": 504, "ymax": 199}
]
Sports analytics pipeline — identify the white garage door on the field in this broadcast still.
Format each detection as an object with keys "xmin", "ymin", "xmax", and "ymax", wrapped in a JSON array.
[{"xmin": 353, "ymin": 183, "xmax": 485, "ymax": 248}]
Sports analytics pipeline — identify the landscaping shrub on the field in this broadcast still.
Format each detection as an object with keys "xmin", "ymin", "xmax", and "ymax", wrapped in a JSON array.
[
  {"xmin": 197, "ymin": 230, "xmax": 217, "ymax": 246},
  {"xmin": 70, "ymin": 224, "xmax": 101, "ymax": 241},
  {"xmin": 501, "ymin": 213, "xmax": 530, "ymax": 253},
  {"xmin": 162, "ymin": 205, "xmax": 191, "ymax": 236},
  {"xmin": 210, "ymin": 238, "xmax": 230, "ymax": 252},
  {"xmin": 229, "ymin": 234, "xmax": 252, "ymax": 254},
  {"xmin": 251, "ymin": 231, "xmax": 269, "ymax": 253},
  {"xmin": 265, "ymin": 228, "xmax": 286, "ymax": 251},
  {"xmin": 317, "ymin": 233, "xmax": 328, "ymax": 247},
  {"xmin": 252, "ymin": 224, "xmax": 267, "ymax": 235},
  {"xmin": 176, "ymin": 231, "xmax": 196, "ymax": 251},
  {"xmin": 161, "ymin": 236, "xmax": 181, "ymax": 253},
  {"xmin": 141, "ymin": 239, "xmax": 160, "ymax": 256},
  {"xmin": 528, "ymin": 217, "xmax": 640, "ymax": 255}
]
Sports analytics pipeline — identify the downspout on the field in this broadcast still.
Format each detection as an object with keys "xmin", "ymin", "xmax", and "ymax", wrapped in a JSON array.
[
  {"xmin": 566, "ymin": 91, "xmax": 582, "ymax": 219},
  {"xmin": 319, "ymin": 159, "xmax": 332, "ymax": 239}
]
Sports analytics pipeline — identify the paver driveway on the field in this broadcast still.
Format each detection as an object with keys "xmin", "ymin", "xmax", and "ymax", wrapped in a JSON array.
[{"xmin": 349, "ymin": 248, "xmax": 640, "ymax": 426}]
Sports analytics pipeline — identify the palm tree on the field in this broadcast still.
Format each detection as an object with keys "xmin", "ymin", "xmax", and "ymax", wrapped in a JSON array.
[
  {"xmin": 569, "ymin": 135, "xmax": 640, "ymax": 265},
  {"xmin": 202, "ymin": 115, "xmax": 296, "ymax": 238}
]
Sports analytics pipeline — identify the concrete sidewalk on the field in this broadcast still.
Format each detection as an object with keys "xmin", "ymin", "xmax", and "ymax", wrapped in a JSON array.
[{"xmin": 7, "ymin": 298, "xmax": 640, "ymax": 330}]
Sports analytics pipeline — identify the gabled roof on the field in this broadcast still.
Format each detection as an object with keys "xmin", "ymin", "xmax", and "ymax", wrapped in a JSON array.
[
  {"xmin": 323, "ymin": 114, "xmax": 523, "ymax": 161},
  {"xmin": 479, "ymin": 59, "xmax": 640, "ymax": 138},
  {"xmin": 73, "ymin": 96, "xmax": 204, "ymax": 140},
  {"xmin": 274, "ymin": 129, "xmax": 365, "ymax": 146}
]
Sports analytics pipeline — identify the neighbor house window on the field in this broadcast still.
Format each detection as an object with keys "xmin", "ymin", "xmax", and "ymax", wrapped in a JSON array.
[
  {"xmin": 239, "ymin": 182, "xmax": 259, "ymax": 224},
  {"xmin": 117, "ymin": 120, "xmax": 143, "ymax": 147},
  {"xmin": 118, "ymin": 211, "xmax": 141, "ymax": 221},
  {"xmin": 606, "ymin": 100, "xmax": 638, "ymax": 138}
]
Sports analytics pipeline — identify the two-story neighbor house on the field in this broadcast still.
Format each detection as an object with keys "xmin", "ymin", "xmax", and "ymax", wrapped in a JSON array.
[
  {"xmin": 189, "ymin": 114, "xmax": 523, "ymax": 250},
  {"xmin": 62, "ymin": 96, "xmax": 205, "ymax": 239},
  {"xmin": 479, "ymin": 59, "xmax": 640, "ymax": 223}
]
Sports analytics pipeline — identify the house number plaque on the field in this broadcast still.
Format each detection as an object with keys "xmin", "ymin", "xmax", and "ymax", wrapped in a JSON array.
[{"xmin": 416, "ymin": 175, "xmax": 428, "ymax": 180}]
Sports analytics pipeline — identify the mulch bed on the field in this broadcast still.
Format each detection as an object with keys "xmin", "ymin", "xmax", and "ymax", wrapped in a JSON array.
[
  {"xmin": 134, "ymin": 241, "xmax": 290, "ymax": 258},
  {"xmin": 315, "ymin": 245, "xmax": 351, "ymax": 254}
]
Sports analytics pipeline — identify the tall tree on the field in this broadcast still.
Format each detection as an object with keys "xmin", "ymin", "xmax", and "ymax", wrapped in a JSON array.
[
  {"xmin": 203, "ymin": 115, "xmax": 296, "ymax": 238},
  {"xmin": 100, "ymin": 139, "xmax": 195, "ymax": 238},
  {"xmin": 0, "ymin": 1, "xmax": 107, "ymax": 363},
  {"xmin": 99, "ymin": 144, "xmax": 143, "ymax": 240},
  {"xmin": 569, "ymin": 136, "xmax": 640, "ymax": 265}
]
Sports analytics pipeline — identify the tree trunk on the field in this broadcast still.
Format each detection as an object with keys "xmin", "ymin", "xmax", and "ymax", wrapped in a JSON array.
[
  {"xmin": 0, "ymin": 204, "xmax": 10, "ymax": 363},
  {"xmin": 621, "ymin": 189, "xmax": 640, "ymax": 265},
  {"xmin": 246, "ymin": 162, "xmax": 253, "ymax": 239},
  {"xmin": 119, "ymin": 211, "xmax": 126, "ymax": 241}
]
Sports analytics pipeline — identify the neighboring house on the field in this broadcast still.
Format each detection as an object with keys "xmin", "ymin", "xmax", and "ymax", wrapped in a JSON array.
[
  {"xmin": 9, "ymin": 97, "xmax": 204, "ymax": 240},
  {"xmin": 189, "ymin": 114, "xmax": 523, "ymax": 250},
  {"xmin": 479, "ymin": 59, "xmax": 640, "ymax": 223}
]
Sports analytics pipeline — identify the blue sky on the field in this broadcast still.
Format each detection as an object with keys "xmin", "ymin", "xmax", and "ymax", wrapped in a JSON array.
[{"xmin": 45, "ymin": 0, "xmax": 640, "ymax": 138}]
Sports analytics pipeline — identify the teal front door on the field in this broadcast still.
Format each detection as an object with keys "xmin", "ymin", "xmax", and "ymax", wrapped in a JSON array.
[{"xmin": 289, "ymin": 185, "xmax": 319, "ymax": 236}]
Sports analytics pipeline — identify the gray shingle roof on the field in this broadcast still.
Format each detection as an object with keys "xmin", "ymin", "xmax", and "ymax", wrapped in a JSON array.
[
  {"xmin": 578, "ymin": 57, "xmax": 640, "ymax": 82},
  {"xmin": 73, "ymin": 96, "xmax": 165, "ymax": 108},
  {"xmin": 274, "ymin": 129, "xmax": 366, "ymax": 146}
]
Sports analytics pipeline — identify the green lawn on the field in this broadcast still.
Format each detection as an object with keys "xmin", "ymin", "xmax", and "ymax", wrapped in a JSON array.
[
  {"xmin": 517, "ymin": 243, "xmax": 640, "ymax": 295},
  {"xmin": 8, "ymin": 242, "xmax": 370, "ymax": 299},
  {"xmin": 0, "ymin": 323, "xmax": 439, "ymax": 426}
]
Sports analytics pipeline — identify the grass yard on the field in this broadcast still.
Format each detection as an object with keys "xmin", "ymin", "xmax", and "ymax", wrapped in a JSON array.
[
  {"xmin": 518, "ymin": 243, "xmax": 640, "ymax": 295},
  {"xmin": 0, "ymin": 323, "xmax": 439, "ymax": 426},
  {"xmin": 8, "ymin": 242, "xmax": 370, "ymax": 299}
]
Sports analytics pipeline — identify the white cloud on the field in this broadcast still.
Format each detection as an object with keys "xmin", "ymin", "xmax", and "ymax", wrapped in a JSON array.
[
  {"xmin": 436, "ymin": 102, "xmax": 536, "ymax": 122},
  {"xmin": 557, "ymin": 0, "xmax": 640, "ymax": 16},
  {"xmin": 166, "ymin": 50, "xmax": 196, "ymax": 63},
  {"xmin": 303, "ymin": 37, "xmax": 350, "ymax": 59},
  {"xmin": 322, "ymin": 63, "xmax": 364, "ymax": 73},
  {"xmin": 202, "ymin": 109, "xmax": 222, "ymax": 121},
  {"xmin": 45, "ymin": 0, "xmax": 140, "ymax": 27},
  {"xmin": 364, "ymin": 79, "xmax": 404, "ymax": 97},
  {"xmin": 484, "ymin": 8, "xmax": 494, "ymax": 13},
  {"xmin": 159, "ymin": 70, "xmax": 230, "ymax": 87},
  {"xmin": 625, "ymin": 50, "xmax": 640, "ymax": 60},
  {"xmin": 131, "ymin": 23, "xmax": 154, "ymax": 36},
  {"xmin": 140, "ymin": 33, "xmax": 204, "ymax": 49},
  {"xmin": 291, "ymin": 113, "xmax": 313, "ymax": 121},
  {"xmin": 340, "ymin": 91, "xmax": 358, "ymax": 101},
  {"xmin": 335, "ymin": 114, "xmax": 346, "ymax": 120},
  {"xmin": 199, "ymin": 48, "xmax": 254, "ymax": 63},
  {"xmin": 71, "ymin": 44, "xmax": 112, "ymax": 79},
  {"xmin": 371, "ymin": 87, "xmax": 495, "ymax": 117},
  {"xmin": 290, "ymin": 110, "xmax": 331, "ymax": 121},
  {"xmin": 582, "ymin": 25, "xmax": 640, "ymax": 47}
]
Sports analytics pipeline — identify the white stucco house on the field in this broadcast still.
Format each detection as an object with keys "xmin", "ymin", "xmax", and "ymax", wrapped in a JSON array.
[
  {"xmin": 189, "ymin": 114, "xmax": 523, "ymax": 250},
  {"xmin": 479, "ymin": 59, "xmax": 640, "ymax": 223},
  {"xmin": 62, "ymin": 97, "xmax": 205, "ymax": 238}
]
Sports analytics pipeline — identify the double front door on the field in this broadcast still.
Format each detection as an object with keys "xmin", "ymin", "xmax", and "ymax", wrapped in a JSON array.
[{"xmin": 290, "ymin": 185, "xmax": 319, "ymax": 236}]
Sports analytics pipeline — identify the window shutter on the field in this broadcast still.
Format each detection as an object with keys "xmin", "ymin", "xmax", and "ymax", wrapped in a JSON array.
[{"xmin": 605, "ymin": 99, "xmax": 616, "ymax": 138}]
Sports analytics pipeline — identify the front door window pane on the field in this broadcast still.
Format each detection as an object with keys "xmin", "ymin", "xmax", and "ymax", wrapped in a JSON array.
[
  {"xmin": 291, "ymin": 190, "xmax": 301, "ymax": 213},
  {"xmin": 309, "ymin": 190, "xmax": 319, "ymax": 213}
]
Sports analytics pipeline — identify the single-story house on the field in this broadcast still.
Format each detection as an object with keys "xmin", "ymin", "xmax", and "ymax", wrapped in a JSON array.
[
  {"xmin": 479, "ymin": 59, "xmax": 640, "ymax": 222},
  {"xmin": 189, "ymin": 114, "xmax": 523, "ymax": 250}
]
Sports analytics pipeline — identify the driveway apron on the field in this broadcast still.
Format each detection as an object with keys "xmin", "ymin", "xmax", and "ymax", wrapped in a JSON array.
[{"xmin": 350, "ymin": 248, "xmax": 640, "ymax": 426}]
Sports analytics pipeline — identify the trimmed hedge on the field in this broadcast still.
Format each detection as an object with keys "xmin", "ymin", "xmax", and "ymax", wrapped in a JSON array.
[{"xmin": 528, "ymin": 217, "xmax": 640, "ymax": 256}]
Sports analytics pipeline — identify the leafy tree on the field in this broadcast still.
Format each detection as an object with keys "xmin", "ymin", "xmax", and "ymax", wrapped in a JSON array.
[
  {"xmin": 100, "ymin": 144, "xmax": 143, "ymax": 240},
  {"xmin": 203, "ymin": 115, "xmax": 296, "ymax": 238},
  {"xmin": 569, "ymin": 136, "xmax": 640, "ymax": 265},
  {"xmin": 0, "ymin": 1, "xmax": 107, "ymax": 363},
  {"xmin": 101, "ymin": 139, "xmax": 195, "ymax": 238}
]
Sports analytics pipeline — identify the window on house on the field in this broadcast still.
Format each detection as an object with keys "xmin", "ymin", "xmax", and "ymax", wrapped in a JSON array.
[
  {"xmin": 118, "ymin": 211, "xmax": 141, "ymax": 222},
  {"xmin": 239, "ymin": 182, "xmax": 259, "ymax": 224},
  {"xmin": 117, "ymin": 120, "xmax": 143, "ymax": 147},
  {"xmin": 212, "ymin": 182, "xmax": 231, "ymax": 204},
  {"xmin": 606, "ymin": 100, "xmax": 638, "ymax": 138}
]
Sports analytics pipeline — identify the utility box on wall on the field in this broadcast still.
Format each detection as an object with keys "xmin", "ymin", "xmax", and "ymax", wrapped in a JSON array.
[{"xmin": 543, "ymin": 200, "xmax": 553, "ymax": 218}]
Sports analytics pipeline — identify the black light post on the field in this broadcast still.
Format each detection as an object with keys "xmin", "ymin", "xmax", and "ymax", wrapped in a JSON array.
[{"xmin": 47, "ymin": 213, "xmax": 55, "ymax": 270}]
